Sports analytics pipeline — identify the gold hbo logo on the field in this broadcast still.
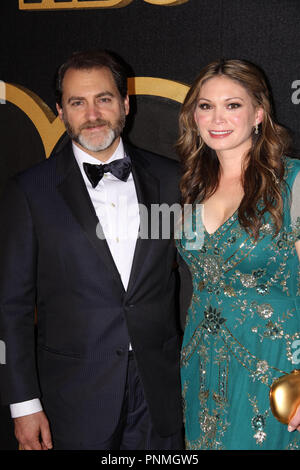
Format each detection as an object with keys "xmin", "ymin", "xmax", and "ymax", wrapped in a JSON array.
[{"xmin": 19, "ymin": 0, "xmax": 189, "ymax": 10}]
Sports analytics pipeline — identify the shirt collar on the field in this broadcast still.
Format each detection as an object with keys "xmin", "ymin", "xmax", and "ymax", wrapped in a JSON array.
[
  {"xmin": 73, "ymin": 138, "xmax": 125, "ymax": 167},
  {"xmin": 72, "ymin": 138, "xmax": 132, "ymax": 186}
]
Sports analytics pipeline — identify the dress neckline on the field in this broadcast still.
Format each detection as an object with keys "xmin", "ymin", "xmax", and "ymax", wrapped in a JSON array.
[{"xmin": 201, "ymin": 204, "xmax": 239, "ymax": 236}]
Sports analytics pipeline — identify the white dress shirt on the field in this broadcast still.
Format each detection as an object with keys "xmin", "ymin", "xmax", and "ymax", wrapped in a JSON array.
[
  {"xmin": 75, "ymin": 139, "xmax": 139, "ymax": 290},
  {"xmin": 10, "ymin": 138, "xmax": 139, "ymax": 418}
]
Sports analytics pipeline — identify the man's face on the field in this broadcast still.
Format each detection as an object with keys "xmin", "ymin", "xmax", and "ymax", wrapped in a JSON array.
[{"xmin": 56, "ymin": 66, "xmax": 129, "ymax": 160}]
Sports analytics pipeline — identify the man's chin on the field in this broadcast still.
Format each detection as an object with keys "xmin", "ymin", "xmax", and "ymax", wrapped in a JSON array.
[{"xmin": 77, "ymin": 135, "xmax": 117, "ymax": 153}]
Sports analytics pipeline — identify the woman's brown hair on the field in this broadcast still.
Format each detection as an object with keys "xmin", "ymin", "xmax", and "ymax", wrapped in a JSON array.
[{"xmin": 176, "ymin": 59, "xmax": 291, "ymax": 239}]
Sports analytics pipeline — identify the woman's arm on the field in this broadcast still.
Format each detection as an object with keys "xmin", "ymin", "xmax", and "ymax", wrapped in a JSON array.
[{"xmin": 288, "ymin": 240, "xmax": 300, "ymax": 432}]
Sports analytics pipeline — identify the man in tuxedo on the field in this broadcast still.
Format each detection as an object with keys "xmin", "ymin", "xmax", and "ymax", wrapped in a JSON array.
[{"xmin": 0, "ymin": 50, "xmax": 183, "ymax": 450}]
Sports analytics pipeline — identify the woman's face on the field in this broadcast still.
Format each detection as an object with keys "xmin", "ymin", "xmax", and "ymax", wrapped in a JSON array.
[{"xmin": 194, "ymin": 75, "xmax": 263, "ymax": 157}]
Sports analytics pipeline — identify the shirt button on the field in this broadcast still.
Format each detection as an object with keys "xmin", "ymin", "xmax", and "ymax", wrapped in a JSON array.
[{"xmin": 116, "ymin": 348, "xmax": 125, "ymax": 356}]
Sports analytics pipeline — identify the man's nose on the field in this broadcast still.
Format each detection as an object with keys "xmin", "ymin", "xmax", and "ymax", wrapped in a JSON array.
[{"xmin": 85, "ymin": 103, "xmax": 102, "ymax": 121}]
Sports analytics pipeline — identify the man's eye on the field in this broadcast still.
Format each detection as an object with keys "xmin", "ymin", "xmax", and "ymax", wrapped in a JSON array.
[
  {"xmin": 98, "ymin": 97, "xmax": 111, "ymax": 103},
  {"xmin": 71, "ymin": 101, "xmax": 82, "ymax": 107}
]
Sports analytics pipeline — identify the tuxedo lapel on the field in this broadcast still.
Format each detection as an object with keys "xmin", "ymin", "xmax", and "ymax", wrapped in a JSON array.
[
  {"xmin": 55, "ymin": 141, "xmax": 125, "ymax": 295},
  {"xmin": 126, "ymin": 147, "xmax": 160, "ymax": 295}
]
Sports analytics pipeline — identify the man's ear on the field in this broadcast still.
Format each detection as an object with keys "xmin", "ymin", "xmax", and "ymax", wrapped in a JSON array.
[
  {"xmin": 56, "ymin": 103, "xmax": 64, "ymax": 121},
  {"xmin": 124, "ymin": 95, "xmax": 130, "ymax": 116}
]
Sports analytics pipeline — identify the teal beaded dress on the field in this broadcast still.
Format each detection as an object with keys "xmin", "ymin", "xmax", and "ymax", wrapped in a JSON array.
[{"xmin": 177, "ymin": 157, "xmax": 300, "ymax": 450}]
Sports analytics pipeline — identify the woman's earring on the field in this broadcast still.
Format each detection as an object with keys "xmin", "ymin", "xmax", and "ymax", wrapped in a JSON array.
[{"xmin": 255, "ymin": 122, "xmax": 259, "ymax": 135}]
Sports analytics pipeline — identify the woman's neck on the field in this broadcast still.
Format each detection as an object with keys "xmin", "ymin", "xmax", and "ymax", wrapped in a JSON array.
[{"xmin": 216, "ymin": 148, "xmax": 248, "ymax": 180}]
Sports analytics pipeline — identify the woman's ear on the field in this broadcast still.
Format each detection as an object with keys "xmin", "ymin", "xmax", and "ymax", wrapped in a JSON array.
[{"xmin": 255, "ymin": 107, "xmax": 264, "ymax": 126}]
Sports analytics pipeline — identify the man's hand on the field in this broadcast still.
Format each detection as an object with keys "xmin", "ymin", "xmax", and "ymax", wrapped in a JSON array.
[
  {"xmin": 14, "ymin": 411, "xmax": 53, "ymax": 450},
  {"xmin": 288, "ymin": 403, "xmax": 300, "ymax": 433}
]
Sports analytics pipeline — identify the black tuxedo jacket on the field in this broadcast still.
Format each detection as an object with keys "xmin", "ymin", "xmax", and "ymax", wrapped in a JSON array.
[{"xmin": 0, "ymin": 140, "xmax": 183, "ymax": 446}]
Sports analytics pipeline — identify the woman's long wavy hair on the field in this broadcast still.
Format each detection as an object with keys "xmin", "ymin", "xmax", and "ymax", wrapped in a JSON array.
[{"xmin": 176, "ymin": 59, "xmax": 291, "ymax": 239}]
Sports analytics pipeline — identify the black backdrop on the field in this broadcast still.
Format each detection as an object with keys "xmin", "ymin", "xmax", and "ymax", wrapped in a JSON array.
[{"xmin": 1, "ymin": 0, "xmax": 300, "ymax": 449}]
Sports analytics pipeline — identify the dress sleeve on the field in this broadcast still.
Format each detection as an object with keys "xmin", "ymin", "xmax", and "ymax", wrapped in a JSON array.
[{"xmin": 290, "ymin": 170, "xmax": 300, "ymax": 240}]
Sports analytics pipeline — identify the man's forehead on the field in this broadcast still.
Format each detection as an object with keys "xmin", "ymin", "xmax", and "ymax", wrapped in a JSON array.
[{"xmin": 62, "ymin": 66, "xmax": 117, "ymax": 93}]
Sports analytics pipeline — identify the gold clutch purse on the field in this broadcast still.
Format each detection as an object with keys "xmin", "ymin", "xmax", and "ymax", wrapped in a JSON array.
[{"xmin": 269, "ymin": 369, "xmax": 300, "ymax": 424}]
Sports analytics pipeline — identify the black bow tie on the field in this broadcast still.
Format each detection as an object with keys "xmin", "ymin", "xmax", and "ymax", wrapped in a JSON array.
[{"xmin": 83, "ymin": 157, "xmax": 132, "ymax": 188}]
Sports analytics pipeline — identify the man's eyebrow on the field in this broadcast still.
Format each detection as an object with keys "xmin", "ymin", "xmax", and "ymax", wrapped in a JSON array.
[
  {"xmin": 68, "ymin": 96, "xmax": 85, "ymax": 104},
  {"xmin": 95, "ymin": 91, "xmax": 114, "ymax": 98},
  {"xmin": 67, "ymin": 91, "xmax": 114, "ymax": 104}
]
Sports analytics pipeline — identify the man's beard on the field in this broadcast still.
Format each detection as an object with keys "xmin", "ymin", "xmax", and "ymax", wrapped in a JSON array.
[{"xmin": 63, "ymin": 107, "xmax": 126, "ymax": 153}]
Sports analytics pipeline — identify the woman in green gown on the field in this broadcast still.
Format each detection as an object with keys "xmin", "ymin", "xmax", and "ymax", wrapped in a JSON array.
[{"xmin": 176, "ymin": 59, "xmax": 300, "ymax": 450}]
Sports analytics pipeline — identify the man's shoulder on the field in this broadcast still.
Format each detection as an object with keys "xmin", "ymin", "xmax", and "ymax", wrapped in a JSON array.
[
  {"xmin": 14, "ymin": 139, "xmax": 72, "ymax": 189},
  {"xmin": 19, "ymin": 156, "xmax": 57, "ymax": 178},
  {"xmin": 12, "ymin": 155, "xmax": 58, "ymax": 192}
]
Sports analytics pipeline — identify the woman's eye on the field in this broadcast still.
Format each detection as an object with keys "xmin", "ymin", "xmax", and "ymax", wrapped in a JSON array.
[
  {"xmin": 228, "ymin": 103, "xmax": 241, "ymax": 109},
  {"xmin": 198, "ymin": 103, "xmax": 211, "ymax": 110}
]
